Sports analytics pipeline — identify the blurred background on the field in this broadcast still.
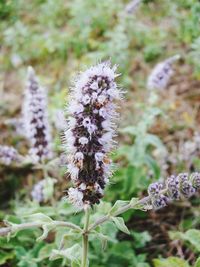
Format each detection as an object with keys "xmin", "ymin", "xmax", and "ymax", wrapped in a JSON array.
[{"xmin": 0, "ymin": 0, "xmax": 200, "ymax": 266}]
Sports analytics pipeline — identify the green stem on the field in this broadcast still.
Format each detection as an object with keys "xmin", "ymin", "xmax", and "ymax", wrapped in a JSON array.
[{"xmin": 81, "ymin": 207, "xmax": 90, "ymax": 267}]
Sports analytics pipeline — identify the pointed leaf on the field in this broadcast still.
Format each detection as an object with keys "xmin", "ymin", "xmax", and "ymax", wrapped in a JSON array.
[
  {"xmin": 25, "ymin": 213, "xmax": 53, "ymax": 223},
  {"xmin": 111, "ymin": 217, "xmax": 130, "ymax": 235},
  {"xmin": 109, "ymin": 200, "xmax": 129, "ymax": 215}
]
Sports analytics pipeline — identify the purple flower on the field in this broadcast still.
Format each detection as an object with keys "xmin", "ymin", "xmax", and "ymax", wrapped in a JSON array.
[
  {"xmin": 65, "ymin": 62, "xmax": 121, "ymax": 209},
  {"xmin": 0, "ymin": 145, "xmax": 23, "ymax": 166},
  {"xmin": 147, "ymin": 55, "xmax": 180, "ymax": 90},
  {"xmin": 23, "ymin": 67, "xmax": 53, "ymax": 163}
]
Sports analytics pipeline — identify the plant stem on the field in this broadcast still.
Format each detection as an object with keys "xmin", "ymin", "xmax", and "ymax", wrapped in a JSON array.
[
  {"xmin": 0, "ymin": 220, "xmax": 81, "ymax": 236},
  {"xmin": 88, "ymin": 196, "xmax": 152, "ymax": 231},
  {"xmin": 81, "ymin": 206, "xmax": 90, "ymax": 267}
]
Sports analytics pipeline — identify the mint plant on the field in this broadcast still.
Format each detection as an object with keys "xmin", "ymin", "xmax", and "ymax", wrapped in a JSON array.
[{"xmin": 0, "ymin": 62, "xmax": 200, "ymax": 267}]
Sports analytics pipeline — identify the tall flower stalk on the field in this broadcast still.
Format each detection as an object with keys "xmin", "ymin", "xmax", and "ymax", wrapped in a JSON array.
[
  {"xmin": 23, "ymin": 66, "xmax": 53, "ymax": 163},
  {"xmin": 65, "ymin": 62, "xmax": 121, "ymax": 210},
  {"xmin": 64, "ymin": 62, "xmax": 121, "ymax": 266}
]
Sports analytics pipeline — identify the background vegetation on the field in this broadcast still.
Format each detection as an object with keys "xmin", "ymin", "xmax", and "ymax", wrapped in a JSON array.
[{"xmin": 0, "ymin": 0, "xmax": 200, "ymax": 266}]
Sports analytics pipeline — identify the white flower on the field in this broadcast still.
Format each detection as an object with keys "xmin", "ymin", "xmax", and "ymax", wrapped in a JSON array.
[
  {"xmin": 82, "ymin": 94, "xmax": 91, "ymax": 105},
  {"xmin": 74, "ymin": 152, "xmax": 84, "ymax": 161},
  {"xmin": 67, "ymin": 163, "xmax": 79, "ymax": 181},
  {"xmin": 97, "ymin": 95, "xmax": 107, "ymax": 105},
  {"xmin": 95, "ymin": 152, "xmax": 104, "ymax": 162},
  {"xmin": 82, "ymin": 117, "xmax": 91, "ymax": 128},
  {"xmin": 68, "ymin": 187, "xmax": 84, "ymax": 209},
  {"xmin": 79, "ymin": 137, "xmax": 89, "ymax": 145}
]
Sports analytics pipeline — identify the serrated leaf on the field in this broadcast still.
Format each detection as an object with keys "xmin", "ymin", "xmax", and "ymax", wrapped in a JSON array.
[{"xmin": 111, "ymin": 217, "xmax": 130, "ymax": 235}]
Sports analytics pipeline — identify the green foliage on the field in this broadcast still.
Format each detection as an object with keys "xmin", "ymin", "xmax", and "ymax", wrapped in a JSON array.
[
  {"xmin": 153, "ymin": 257, "xmax": 190, "ymax": 267},
  {"xmin": 169, "ymin": 229, "xmax": 200, "ymax": 252},
  {"xmin": 110, "ymin": 97, "xmax": 164, "ymax": 200},
  {"xmin": 1, "ymin": 0, "xmax": 200, "ymax": 266},
  {"xmin": 177, "ymin": 1, "xmax": 200, "ymax": 43}
]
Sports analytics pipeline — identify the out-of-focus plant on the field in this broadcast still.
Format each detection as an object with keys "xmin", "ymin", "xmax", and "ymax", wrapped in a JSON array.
[
  {"xmin": 177, "ymin": 1, "xmax": 200, "ymax": 44},
  {"xmin": 189, "ymin": 37, "xmax": 200, "ymax": 78}
]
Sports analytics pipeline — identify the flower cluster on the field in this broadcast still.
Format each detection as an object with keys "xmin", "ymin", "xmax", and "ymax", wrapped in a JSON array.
[
  {"xmin": 23, "ymin": 67, "xmax": 53, "ymax": 163},
  {"xmin": 147, "ymin": 55, "xmax": 180, "ymax": 90},
  {"xmin": 65, "ymin": 62, "xmax": 121, "ymax": 209},
  {"xmin": 0, "ymin": 145, "xmax": 23, "ymax": 166},
  {"xmin": 148, "ymin": 172, "xmax": 200, "ymax": 209}
]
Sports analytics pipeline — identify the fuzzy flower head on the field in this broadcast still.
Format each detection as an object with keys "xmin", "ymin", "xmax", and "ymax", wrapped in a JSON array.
[
  {"xmin": 65, "ymin": 62, "xmax": 121, "ymax": 209},
  {"xmin": 0, "ymin": 145, "xmax": 23, "ymax": 166},
  {"xmin": 166, "ymin": 175, "xmax": 180, "ymax": 200},
  {"xmin": 148, "ymin": 172, "xmax": 198, "ymax": 210},
  {"xmin": 147, "ymin": 55, "xmax": 180, "ymax": 90},
  {"xmin": 178, "ymin": 173, "xmax": 196, "ymax": 198},
  {"xmin": 23, "ymin": 67, "xmax": 53, "ymax": 163}
]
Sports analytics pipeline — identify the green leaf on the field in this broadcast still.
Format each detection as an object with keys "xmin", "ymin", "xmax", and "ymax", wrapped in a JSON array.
[
  {"xmin": 130, "ymin": 198, "xmax": 139, "ymax": 208},
  {"xmin": 184, "ymin": 229, "xmax": 200, "ymax": 251},
  {"xmin": 111, "ymin": 217, "xmax": 130, "ymax": 235},
  {"xmin": 109, "ymin": 200, "xmax": 129, "ymax": 215},
  {"xmin": 50, "ymin": 244, "xmax": 81, "ymax": 264},
  {"xmin": 38, "ymin": 244, "xmax": 56, "ymax": 261},
  {"xmin": 153, "ymin": 257, "xmax": 190, "ymax": 267},
  {"xmin": 120, "ymin": 126, "xmax": 137, "ymax": 136},
  {"xmin": 25, "ymin": 213, "xmax": 56, "ymax": 241},
  {"xmin": 37, "ymin": 223, "xmax": 55, "ymax": 242},
  {"xmin": 25, "ymin": 213, "xmax": 53, "ymax": 223},
  {"xmin": 92, "ymin": 230, "xmax": 116, "ymax": 250},
  {"xmin": 144, "ymin": 134, "xmax": 165, "ymax": 150},
  {"xmin": 194, "ymin": 257, "xmax": 200, "ymax": 267},
  {"xmin": 169, "ymin": 229, "xmax": 200, "ymax": 252},
  {"xmin": 131, "ymin": 231, "xmax": 151, "ymax": 249},
  {"xmin": 43, "ymin": 178, "xmax": 57, "ymax": 201},
  {"xmin": 0, "ymin": 250, "xmax": 15, "ymax": 265}
]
